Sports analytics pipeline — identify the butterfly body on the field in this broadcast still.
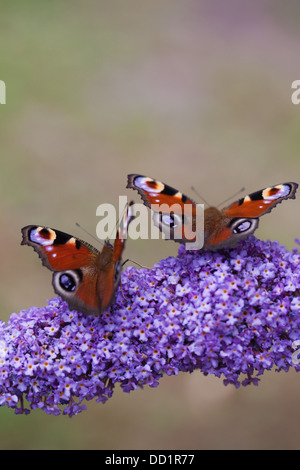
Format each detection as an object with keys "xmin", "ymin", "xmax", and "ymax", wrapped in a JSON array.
[
  {"xmin": 21, "ymin": 203, "xmax": 134, "ymax": 315},
  {"xmin": 202, "ymin": 207, "xmax": 231, "ymax": 248},
  {"xmin": 127, "ymin": 175, "xmax": 298, "ymax": 250}
]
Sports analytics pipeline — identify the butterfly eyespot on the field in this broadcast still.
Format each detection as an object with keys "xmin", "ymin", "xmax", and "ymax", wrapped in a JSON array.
[
  {"xmin": 160, "ymin": 213, "xmax": 182, "ymax": 228},
  {"xmin": 233, "ymin": 220, "xmax": 251, "ymax": 234},
  {"xmin": 232, "ymin": 219, "xmax": 255, "ymax": 234},
  {"xmin": 52, "ymin": 269, "xmax": 82, "ymax": 296},
  {"xmin": 161, "ymin": 214, "xmax": 176, "ymax": 228},
  {"xmin": 59, "ymin": 273, "xmax": 77, "ymax": 292},
  {"xmin": 30, "ymin": 227, "xmax": 56, "ymax": 246}
]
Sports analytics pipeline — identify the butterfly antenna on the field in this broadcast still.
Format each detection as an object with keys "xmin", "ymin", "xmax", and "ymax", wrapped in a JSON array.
[
  {"xmin": 217, "ymin": 187, "xmax": 246, "ymax": 208},
  {"xmin": 118, "ymin": 202, "xmax": 149, "ymax": 269},
  {"xmin": 122, "ymin": 258, "xmax": 150, "ymax": 269},
  {"xmin": 75, "ymin": 222, "xmax": 104, "ymax": 247},
  {"xmin": 120, "ymin": 281, "xmax": 127, "ymax": 301},
  {"xmin": 190, "ymin": 186, "xmax": 211, "ymax": 206}
]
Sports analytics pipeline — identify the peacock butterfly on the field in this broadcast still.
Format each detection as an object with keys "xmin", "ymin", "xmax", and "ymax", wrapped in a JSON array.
[
  {"xmin": 21, "ymin": 202, "xmax": 135, "ymax": 315},
  {"xmin": 127, "ymin": 174, "xmax": 298, "ymax": 250}
]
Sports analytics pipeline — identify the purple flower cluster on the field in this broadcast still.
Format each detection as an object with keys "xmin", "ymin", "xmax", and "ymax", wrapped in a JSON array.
[{"xmin": 1, "ymin": 236, "xmax": 300, "ymax": 416}]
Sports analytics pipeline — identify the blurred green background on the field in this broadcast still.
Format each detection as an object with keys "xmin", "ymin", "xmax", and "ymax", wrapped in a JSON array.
[{"xmin": 1, "ymin": 0, "xmax": 300, "ymax": 449}]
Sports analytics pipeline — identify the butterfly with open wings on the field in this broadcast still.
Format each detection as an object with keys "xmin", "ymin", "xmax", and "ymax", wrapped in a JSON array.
[
  {"xmin": 127, "ymin": 175, "xmax": 298, "ymax": 250},
  {"xmin": 21, "ymin": 202, "xmax": 135, "ymax": 316}
]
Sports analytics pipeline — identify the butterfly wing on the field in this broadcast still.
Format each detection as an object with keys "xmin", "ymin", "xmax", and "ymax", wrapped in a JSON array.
[
  {"xmin": 21, "ymin": 225, "xmax": 102, "ymax": 314},
  {"xmin": 203, "ymin": 182, "xmax": 298, "ymax": 250},
  {"xmin": 127, "ymin": 174, "xmax": 196, "ymax": 211},
  {"xmin": 112, "ymin": 200, "xmax": 135, "ymax": 262},
  {"xmin": 21, "ymin": 204, "xmax": 135, "ymax": 316},
  {"xmin": 21, "ymin": 225, "xmax": 98, "ymax": 271},
  {"xmin": 95, "ymin": 201, "xmax": 136, "ymax": 312},
  {"xmin": 222, "ymin": 183, "xmax": 298, "ymax": 218},
  {"xmin": 127, "ymin": 174, "xmax": 200, "ymax": 244}
]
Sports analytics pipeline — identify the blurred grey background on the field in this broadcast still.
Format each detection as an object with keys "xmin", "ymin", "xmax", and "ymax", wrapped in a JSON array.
[{"xmin": 1, "ymin": 0, "xmax": 300, "ymax": 449}]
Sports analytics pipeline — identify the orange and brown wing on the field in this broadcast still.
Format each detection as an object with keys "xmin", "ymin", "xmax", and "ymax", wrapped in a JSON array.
[
  {"xmin": 127, "ymin": 174, "xmax": 200, "ymax": 243},
  {"xmin": 127, "ymin": 174, "xmax": 197, "ymax": 215},
  {"xmin": 21, "ymin": 225, "xmax": 97, "ymax": 271},
  {"xmin": 223, "ymin": 183, "xmax": 298, "ymax": 218}
]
